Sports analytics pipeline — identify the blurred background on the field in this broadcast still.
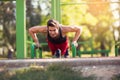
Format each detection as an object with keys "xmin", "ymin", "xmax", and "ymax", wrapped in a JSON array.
[{"xmin": 0, "ymin": 0, "xmax": 120, "ymax": 58}]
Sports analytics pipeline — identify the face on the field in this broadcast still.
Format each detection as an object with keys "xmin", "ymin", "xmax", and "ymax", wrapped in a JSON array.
[{"xmin": 48, "ymin": 26, "xmax": 59, "ymax": 38}]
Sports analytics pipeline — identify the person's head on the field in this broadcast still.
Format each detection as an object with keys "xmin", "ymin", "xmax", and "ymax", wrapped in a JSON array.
[{"xmin": 47, "ymin": 19, "xmax": 60, "ymax": 38}]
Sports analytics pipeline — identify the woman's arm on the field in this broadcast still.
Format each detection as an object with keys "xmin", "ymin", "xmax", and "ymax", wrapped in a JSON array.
[
  {"xmin": 62, "ymin": 25, "xmax": 82, "ymax": 46},
  {"xmin": 28, "ymin": 26, "xmax": 47, "ymax": 47}
]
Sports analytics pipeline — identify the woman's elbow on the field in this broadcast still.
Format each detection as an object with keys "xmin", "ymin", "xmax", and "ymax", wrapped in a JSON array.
[
  {"xmin": 80, "ymin": 27, "xmax": 82, "ymax": 32},
  {"xmin": 77, "ymin": 26, "xmax": 82, "ymax": 32},
  {"xmin": 28, "ymin": 28, "xmax": 33, "ymax": 34}
]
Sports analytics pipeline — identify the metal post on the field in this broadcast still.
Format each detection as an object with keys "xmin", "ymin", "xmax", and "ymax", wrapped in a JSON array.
[
  {"xmin": 51, "ymin": 0, "xmax": 61, "ymax": 22},
  {"xmin": 51, "ymin": 0, "xmax": 56, "ymax": 19},
  {"xmin": 31, "ymin": 44, "xmax": 35, "ymax": 58},
  {"xmin": 56, "ymin": 0, "xmax": 61, "ymax": 23},
  {"xmin": 71, "ymin": 44, "xmax": 76, "ymax": 57},
  {"xmin": 16, "ymin": 0, "xmax": 26, "ymax": 58}
]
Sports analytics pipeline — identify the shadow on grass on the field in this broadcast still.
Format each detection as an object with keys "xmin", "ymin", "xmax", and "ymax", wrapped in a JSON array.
[{"xmin": 0, "ymin": 63, "xmax": 95, "ymax": 80}]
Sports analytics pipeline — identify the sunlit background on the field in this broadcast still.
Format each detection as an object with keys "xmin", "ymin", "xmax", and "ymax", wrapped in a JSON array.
[{"xmin": 0, "ymin": 0, "xmax": 120, "ymax": 58}]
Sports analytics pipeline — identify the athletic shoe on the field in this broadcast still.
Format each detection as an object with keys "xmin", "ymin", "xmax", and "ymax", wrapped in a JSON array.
[{"xmin": 54, "ymin": 49, "xmax": 61, "ymax": 58}]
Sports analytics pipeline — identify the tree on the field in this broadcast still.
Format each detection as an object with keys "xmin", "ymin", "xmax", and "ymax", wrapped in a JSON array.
[
  {"xmin": 61, "ymin": 0, "xmax": 115, "ymax": 56},
  {"xmin": 0, "ymin": 1, "xmax": 16, "ymax": 58}
]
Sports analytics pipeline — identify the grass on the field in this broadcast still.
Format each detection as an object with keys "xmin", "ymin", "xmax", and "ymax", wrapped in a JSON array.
[
  {"xmin": 111, "ymin": 74, "xmax": 120, "ymax": 80},
  {"xmin": 0, "ymin": 63, "xmax": 95, "ymax": 80}
]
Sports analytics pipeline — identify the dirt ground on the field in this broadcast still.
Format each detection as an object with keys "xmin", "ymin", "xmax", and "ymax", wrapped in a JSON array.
[{"xmin": 73, "ymin": 65, "xmax": 120, "ymax": 80}]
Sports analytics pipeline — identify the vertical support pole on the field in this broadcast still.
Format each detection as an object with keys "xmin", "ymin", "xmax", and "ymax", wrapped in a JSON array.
[
  {"xmin": 51, "ymin": 0, "xmax": 56, "ymax": 20},
  {"xmin": 16, "ymin": 0, "xmax": 26, "ymax": 59},
  {"xmin": 51, "ymin": 0, "xmax": 61, "ymax": 22},
  {"xmin": 71, "ymin": 44, "xmax": 76, "ymax": 57},
  {"xmin": 31, "ymin": 44, "xmax": 35, "ymax": 59},
  {"xmin": 56, "ymin": 0, "xmax": 61, "ymax": 23}
]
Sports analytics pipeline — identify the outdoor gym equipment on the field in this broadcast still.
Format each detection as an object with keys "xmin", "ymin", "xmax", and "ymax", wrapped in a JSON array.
[
  {"xmin": 31, "ymin": 44, "xmax": 42, "ymax": 58},
  {"xmin": 77, "ymin": 39, "xmax": 110, "ymax": 57},
  {"xmin": 30, "ymin": 43, "xmax": 76, "ymax": 58}
]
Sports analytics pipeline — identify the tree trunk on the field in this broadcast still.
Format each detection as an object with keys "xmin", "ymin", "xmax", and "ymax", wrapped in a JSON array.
[{"xmin": 100, "ymin": 41, "xmax": 106, "ymax": 56}]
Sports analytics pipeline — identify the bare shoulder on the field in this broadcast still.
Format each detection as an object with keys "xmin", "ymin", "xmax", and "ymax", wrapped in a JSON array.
[
  {"xmin": 38, "ymin": 26, "xmax": 47, "ymax": 32},
  {"xmin": 61, "ymin": 25, "xmax": 82, "ymax": 33},
  {"xmin": 29, "ymin": 26, "xmax": 47, "ymax": 33}
]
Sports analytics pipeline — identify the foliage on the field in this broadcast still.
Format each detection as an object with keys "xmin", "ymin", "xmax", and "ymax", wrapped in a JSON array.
[
  {"xmin": 61, "ymin": 0, "xmax": 119, "ymax": 56},
  {"xmin": 0, "ymin": 1, "xmax": 16, "ymax": 57},
  {"xmin": 0, "ymin": 0, "xmax": 119, "ymax": 58}
]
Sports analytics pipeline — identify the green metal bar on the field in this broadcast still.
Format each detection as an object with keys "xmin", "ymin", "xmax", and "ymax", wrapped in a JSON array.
[
  {"xmin": 16, "ymin": 0, "xmax": 26, "ymax": 59},
  {"xmin": 30, "ymin": 43, "xmax": 47, "ymax": 59},
  {"xmin": 51, "ymin": 0, "xmax": 61, "ymax": 22},
  {"xmin": 31, "ymin": 44, "xmax": 35, "ymax": 58},
  {"xmin": 56, "ymin": 0, "xmax": 61, "ymax": 23},
  {"xmin": 106, "ymin": 51, "xmax": 109, "ymax": 57},
  {"xmin": 71, "ymin": 44, "xmax": 76, "ymax": 57},
  {"xmin": 36, "ymin": 49, "xmax": 39, "ymax": 58},
  {"xmin": 31, "ymin": 43, "xmax": 43, "ymax": 58},
  {"xmin": 26, "ymin": 40, "xmax": 33, "ymax": 44},
  {"xmin": 41, "ymin": 43, "xmax": 48, "ymax": 46},
  {"xmin": 51, "ymin": 0, "xmax": 56, "ymax": 19},
  {"xmin": 78, "ymin": 50, "xmax": 81, "ymax": 57}
]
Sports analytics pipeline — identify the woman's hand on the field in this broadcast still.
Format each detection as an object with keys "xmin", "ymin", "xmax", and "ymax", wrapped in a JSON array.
[
  {"xmin": 35, "ymin": 42, "xmax": 41, "ymax": 48},
  {"xmin": 72, "ymin": 41, "xmax": 78, "ymax": 47}
]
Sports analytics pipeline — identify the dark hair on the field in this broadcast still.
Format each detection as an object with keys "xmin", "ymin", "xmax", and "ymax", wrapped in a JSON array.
[{"xmin": 47, "ymin": 19, "xmax": 59, "ymax": 28}]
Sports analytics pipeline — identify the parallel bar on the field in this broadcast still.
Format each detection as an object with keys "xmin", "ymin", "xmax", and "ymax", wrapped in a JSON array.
[
  {"xmin": 71, "ymin": 44, "xmax": 76, "ymax": 57},
  {"xmin": 16, "ymin": 0, "xmax": 26, "ymax": 59},
  {"xmin": 31, "ymin": 44, "xmax": 42, "ymax": 58},
  {"xmin": 31, "ymin": 44, "xmax": 35, "ymax": 58}
]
